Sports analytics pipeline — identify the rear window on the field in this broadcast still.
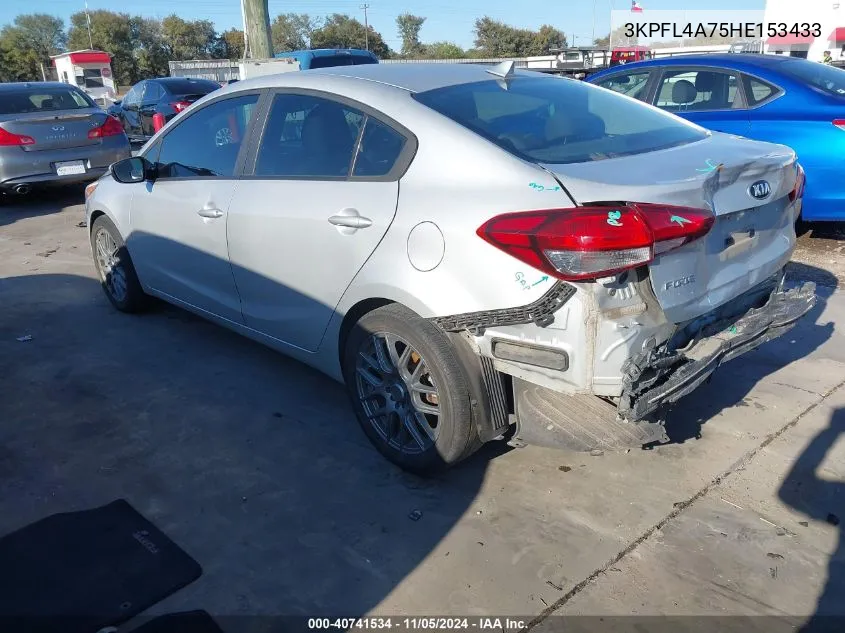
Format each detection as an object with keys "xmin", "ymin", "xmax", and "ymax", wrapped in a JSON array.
[
  {"xmin": 413, "ymin": 76, "xmax": 707, "ymax": 165},
  {"xmin": 779, "ymin": 59, "xmax": 845, "ymax": 97},
  {"xmin": 0, "ymin": 86, "xmax": 95, "ymax": 115},
  {"xmin": 161, "ymin": 79, "xmax": 220, "ymax": 95},
  {"xmin": 308, "ymin": 55, "xmax": 376, "ymax": 69}
]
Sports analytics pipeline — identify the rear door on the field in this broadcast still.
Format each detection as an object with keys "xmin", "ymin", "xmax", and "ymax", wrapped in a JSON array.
[
  {"xmin": 651, "ymin": 67, "xmax": 752, "ymax": 136},
  {"xmin": 227, "ymin": 90, "xmax": 412, "ymax": 352}
]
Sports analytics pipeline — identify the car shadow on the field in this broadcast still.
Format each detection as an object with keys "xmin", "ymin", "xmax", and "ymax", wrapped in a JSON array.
[
  {"xmin": 800, "ymin": 221, "xmax": 845, "ymax": 241},
  {"xmin": 0, "ymin": 185, "xmax": 86, "ymax": 228},
  {"xmin": 651, "ymin": 266, "xmax": 837, "ymax": 446},
  {"xmin": 0, "ymin": 267, "xmax": 503, "ymax": 627},
  {"xmin": 778, "ymin": 407, "xmax": 845, "ymax": 630}
]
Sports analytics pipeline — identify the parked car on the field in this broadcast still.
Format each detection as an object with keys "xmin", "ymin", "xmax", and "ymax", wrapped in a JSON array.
[
  {"xmin": 274, "ymin": 48, "xmax": 379, "ymax": 69},
  {"xmin": 108, "ymin": 77, "xmax": 221, "ymax": 143},
  {"xmin": 0, "ymin": 82, "xmax": 130, "ymax": 196},
  {"xmin": 84, "ymin": 63, "xmax": 815, "ymax": 474},
  {"xmin": 588, "ymin": 54, "xmax": 845, "ymax": 222}
]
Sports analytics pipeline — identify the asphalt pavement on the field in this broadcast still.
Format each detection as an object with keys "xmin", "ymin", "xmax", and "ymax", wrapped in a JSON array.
[{"xmin": 1, "ymin": 188, "xmax": 844, "ymax": 630}]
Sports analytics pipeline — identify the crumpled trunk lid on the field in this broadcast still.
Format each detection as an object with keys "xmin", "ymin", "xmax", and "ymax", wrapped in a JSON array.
[{"xmin": 541, "ymin": 133, "xmax": 800, "ymax": 323}]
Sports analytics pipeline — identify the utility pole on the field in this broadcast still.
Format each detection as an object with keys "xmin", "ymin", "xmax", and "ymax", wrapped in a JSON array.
[
  {"xmin": 240, "ymin": 0, "xmax": 249, "ymax": 60},
  {"xmin": 242, "ymin": 0, "xmax": 273, "ymax": 59},
  {"xmin": 85, "ymin": 1, "xmax": 94, "ymax": 49},
  {"xmin": 360, "ymin": 4, "xmax": 370, "ymax": 51}
]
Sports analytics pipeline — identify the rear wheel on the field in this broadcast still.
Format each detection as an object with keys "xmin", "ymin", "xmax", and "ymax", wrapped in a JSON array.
[
  {"xmin": 342, "ymin": 304, "xmax": 480, "ymax": 475},
  {"xmin": 90, "ymin": 215, "xmax": 148, "ymax": 313}
]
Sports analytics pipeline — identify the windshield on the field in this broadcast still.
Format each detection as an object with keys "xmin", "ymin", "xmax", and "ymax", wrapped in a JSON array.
[
  {"xmin": 0, "ymin": 86, "xmax": 96, "ymax": 115},
  {"xmin": 779, "ymin": 59, "xmax": 845, "ymax": 97},
  {"xmin": 413, "ymin": 76, "xmax": 707, "ymax": 164}
]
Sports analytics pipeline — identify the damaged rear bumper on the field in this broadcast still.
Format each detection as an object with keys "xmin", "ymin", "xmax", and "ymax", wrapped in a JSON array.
[{"xmin": 619, "ymin": 280, "xmax": 817, "ymax": 422}]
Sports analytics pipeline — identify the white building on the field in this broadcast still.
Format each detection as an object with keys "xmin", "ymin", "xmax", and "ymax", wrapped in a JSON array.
[
  {"xmin": 763, "ymin": 0, "xmax": 845, "ymax": 61},
  {"xmin": 50, "ymin": 50, "xmax": 116, "ymax": 105}
]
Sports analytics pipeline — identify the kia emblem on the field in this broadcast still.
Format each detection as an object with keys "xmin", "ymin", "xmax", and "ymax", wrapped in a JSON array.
[{"xmin": 749, "ymin": 180, "xmax": 771, "ymax": 200}]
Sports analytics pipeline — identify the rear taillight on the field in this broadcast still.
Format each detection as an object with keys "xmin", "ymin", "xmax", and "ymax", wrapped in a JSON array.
[
  {"xmin": 0, "ymin": 127, "xmax": 35, "ymax": 146},
  {"xmin": 833, "ymin": 119, "xmax": 845, "ymax": 131},
  {"xmin": 789, "ymin": 164, "xmax": 805, "ymax": 203},
  {"xmin": 88, "ymin": 115, "xmax": 125, "ymax": 139},
  {"xmin": 152, "ymin": 113, "xmax": 166, "ymax": 132},
  {"xmin": 477, "ymin": 203, "xmax": 715, "ymax": 281},
  {"xmin": 172, "ymin": 101, "xmax": 191, "ymax": 113}
]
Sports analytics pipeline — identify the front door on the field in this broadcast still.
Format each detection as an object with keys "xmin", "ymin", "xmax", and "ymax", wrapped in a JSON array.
[
  {"xmin": 128, "ymin": 92, "xmax": 261, "ymax": 323},
  {"xmin": 227, "ymin": 92, "xmax": 410, "ymax": 351}
]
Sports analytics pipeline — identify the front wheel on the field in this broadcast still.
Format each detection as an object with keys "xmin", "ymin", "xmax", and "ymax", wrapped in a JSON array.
[
  {"xmin": 342, "ymin": 304, "xmax": 481, "ymax": 475},
  {"xmin": 90, "ymin": 215, "xmax": 148, "ymax": 312}
]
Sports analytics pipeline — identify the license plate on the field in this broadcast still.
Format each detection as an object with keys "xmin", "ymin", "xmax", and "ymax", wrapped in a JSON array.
[{"xmin": 55, "ymin": 160, "xmax": 86, "ymax": 176}]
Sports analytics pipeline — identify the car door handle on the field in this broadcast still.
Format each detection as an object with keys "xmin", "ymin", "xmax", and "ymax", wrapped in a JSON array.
[
  {"xmin": 197, "ymin": 207, "xmax": 224, "ymax": 219},
  {"xmin": 328, "ymin": 212, "xmax": 372, "ymax": 229}
]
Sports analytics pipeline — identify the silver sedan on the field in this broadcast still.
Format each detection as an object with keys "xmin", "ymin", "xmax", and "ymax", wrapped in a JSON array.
[{"xmin": 85, "ymin": 63, "xmax": 815, "ymax": 474}]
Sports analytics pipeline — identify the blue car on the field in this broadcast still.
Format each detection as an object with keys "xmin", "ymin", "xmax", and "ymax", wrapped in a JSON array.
[
  {"xmin": 274, "ymin": 48, "xmax": 378, "ymax": 69},
  {"xmin": 588, "ymin": 54, "xmax": 845, "ymax": 222}
]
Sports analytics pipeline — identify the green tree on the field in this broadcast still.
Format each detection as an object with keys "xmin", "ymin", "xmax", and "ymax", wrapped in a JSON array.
[
  {"xmin": 68, "ymin": 10, "xmax": 136, "ymax": 85},
  {"xmin": 131, "ymin": 17, "xmax": 169, "ymax": 78},
  {"xmin": 271, "ymin": 13, "xmax": 320, "ymax": 52},
  {"xmin": 423, "ymin": 41, "xmax": 465, "ymax": 59},
  {"xmin": 219, "ymin": 28, "xmax": 245, "ymax": 59},
  {"xmin": 160, "ymin": 15, "xmax": 217, "ymax": 60},
  {"xmin": 473, "ymin": 17, "xmax": 535, "ymax": 57},
  {"xmin": 530, "ymin": 24, "xmax": 566, "ymax": 55},
  {"xmin": 596, "ymin": 25, "xmax": 638, "ymax": 47},
  {"xmin": 310, "ymin": 14, "xmax": 391, "ymax": 58},
  {"xmin": 0, "ymin": 13, "xmax": 66, "ymax": 81},
  {"xmin": 396, "ymin": 13, "xmax": 425, "ymax": 57}
]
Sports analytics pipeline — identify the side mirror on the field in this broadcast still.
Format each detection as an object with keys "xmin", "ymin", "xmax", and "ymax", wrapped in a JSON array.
[{"xmin": 112, "ymin": 156, "xmax": 153, "ymax": 184}]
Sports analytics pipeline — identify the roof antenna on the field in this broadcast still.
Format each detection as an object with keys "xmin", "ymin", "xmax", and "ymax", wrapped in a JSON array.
[{"xmin": 486, "ymin": 60, "xmax": 516, "ymax": 89}]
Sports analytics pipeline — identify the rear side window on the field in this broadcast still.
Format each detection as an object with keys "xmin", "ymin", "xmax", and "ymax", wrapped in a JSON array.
[
  {"xmin": 743, "ymin": 75, "xmax": 779, "ymax": 106},
  {"xmin": 0, "ymin": 87, "xmax": 94, "ymax": 114},
  {"xmin": 255, "ymin": 93, "xmax": 364, "ymax": 177},
  {"xmin": 413, "ymin": 76, "xmax": 706, "ymax": 165},
  {"xmin": 779, "ymin": 59, "xmax": 845, "ymax": 97},
  {"xmin": 157, "ymin": 94, "xmax": 259, "ymax": 178},
  {"xmin": 353, "ymin": 118, "xmax": 406, "ymax": 177},
  {"xmin": 654, "ymin": 69, "xmax": 741, "ymax": 111}
]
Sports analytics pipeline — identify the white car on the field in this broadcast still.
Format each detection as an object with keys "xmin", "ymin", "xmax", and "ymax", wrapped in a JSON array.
[{"xmin": 85, "ymin": 62, "xmax": 815, "ymax": 474}]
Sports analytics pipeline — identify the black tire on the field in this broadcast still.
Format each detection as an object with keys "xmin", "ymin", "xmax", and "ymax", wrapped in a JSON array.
[
  {"xmin": 342, "ymin": 303, "xmax": 481, "ymax": 475},
  {"xmin": 90, "ymin": 215, "xmax": 148, "ymax": 313}
]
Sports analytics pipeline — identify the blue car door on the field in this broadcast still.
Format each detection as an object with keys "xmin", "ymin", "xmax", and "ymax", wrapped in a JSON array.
[{"xmin": 652, "ymin": 68, "xmax": 752, "ymax": 137}]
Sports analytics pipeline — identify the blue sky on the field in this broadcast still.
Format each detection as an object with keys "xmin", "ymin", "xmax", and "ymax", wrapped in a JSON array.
[{"xmin": 3, "ymin": 0, "xmax": 764, "ymax": 50}]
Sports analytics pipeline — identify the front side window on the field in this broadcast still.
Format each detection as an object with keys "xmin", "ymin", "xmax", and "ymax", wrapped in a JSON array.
[
  {"xmin": 255, "ymin": 93, "xmax": 364, "ymax": 178},
  {"xmin": 654, "ymin": 69, "xmax": 742, "ymax": 112},
  {"xmin": 123, "ymin": 84, "xmax": 142, "ymax": 107},
  {"xmin": 595, "ymin": 71, "xmax": 651, "ymax": 100},
  {"xmin": 157, "ymin": 93, "xmax": 259, "ymax": 178},
  {"xmin": 413, "ymin": 76, "xmax": 706, "ymax": 165},
  {"xmin": 143, "ymin": 83, "xmax": 164, "ymax": 102}
]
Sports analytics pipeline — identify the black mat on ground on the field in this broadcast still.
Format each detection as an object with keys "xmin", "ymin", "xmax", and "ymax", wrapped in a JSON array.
[
  {"xmin": 130, "ymin": 611, "xmax": 224, "ymax": 633},
  {"xmin": 0, "ymin": 499, "xmax": 202, "ymax": 633}
]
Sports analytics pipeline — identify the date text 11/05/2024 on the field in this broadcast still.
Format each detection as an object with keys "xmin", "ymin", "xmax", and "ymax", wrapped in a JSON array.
[
  {"xmin": 623, "ymin": 22, "xmax": 822, "ymax": 39},
  {"xmin": 307, "ymin": 618, "xmax": 527, "ymax": 630}
]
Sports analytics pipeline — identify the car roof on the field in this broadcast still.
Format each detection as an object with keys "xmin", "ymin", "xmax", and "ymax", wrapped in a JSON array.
[
  {"xmin": 231, "ymin": 63, "xmax": 543, "ymax": 94},
  {"xmin": 0, "ymin": 81, "xmax": 79, "ymax": 91},
  {"xmin": 591, "ymin": 53, "xmax": 805, "ymax": 75},
  {"xmin": 151, "ymin": 77, "xmax": 219, "ymax": 85}
]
